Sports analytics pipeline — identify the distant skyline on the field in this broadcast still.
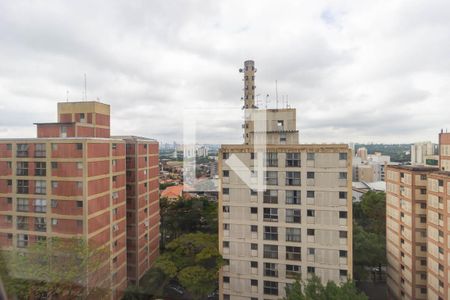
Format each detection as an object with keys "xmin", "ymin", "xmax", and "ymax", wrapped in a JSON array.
[{"xmin": 1, "ymin": 1, "xmax": 449, "ymax": 144}]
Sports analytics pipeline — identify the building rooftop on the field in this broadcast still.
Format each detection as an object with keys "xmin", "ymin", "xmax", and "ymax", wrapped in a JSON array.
[
  {"xmin": 112, "ymin": 135, "xmax": 157, "ymax": 142},
  {"xmin": 387, "ymin": 165, "xmax": 439, "ymax": 172}
]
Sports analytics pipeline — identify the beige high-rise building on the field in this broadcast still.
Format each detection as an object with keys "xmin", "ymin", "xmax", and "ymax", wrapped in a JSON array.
[
  {"xmin": 439, "ymin": 131, "xmax": 450, "ymax": 171},
  {"xmin": 218, "ymin": 61, "xmax": 353, "ymax": 300},
  {"xmin": 386, "ymin": 134, "xmax": 450, "ymax": 300}
]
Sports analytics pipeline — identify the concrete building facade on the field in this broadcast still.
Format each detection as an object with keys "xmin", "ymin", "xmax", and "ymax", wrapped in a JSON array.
[
  {"xmin": 218, "ymin": 61, "xmax": 352, "ymax": 300},
  {"xmin": 0, "ymin": 101, "xmax": 159, "ymax": 299}
]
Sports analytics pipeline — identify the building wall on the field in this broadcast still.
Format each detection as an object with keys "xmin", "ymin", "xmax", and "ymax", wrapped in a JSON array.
[
  {"xmin": 439, "ymin": 133, "xmax": 450, "ymax": 171},
  {"xmin": 218, "ymin": 145, "xmax": 352, "ymax": 300}
]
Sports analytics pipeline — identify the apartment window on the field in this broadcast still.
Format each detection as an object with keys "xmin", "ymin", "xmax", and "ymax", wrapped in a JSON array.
[
  {"xmin": 263, "ymin": 281, "xmax": 278, "ymax": 296},
  {"xmin": 308, "ymin": 248, "xmax": 315, "ymax": 255},
  {"xmin": 286, "ymin": 265, "xmax": 301, "ymax": 278},
  {"xmin": 264, "ymin": 226, "xmax": 278, "ymax": 241},
  {"xmin": 340, "ymin": 270, "xmax": 348, "ymax": 277},
  {"xmin": 286, "ymin": 209, "xmax": 301, "ymax": 223},
  {"xmin": 439, "ymin": 281, "xmax": 444, "ymax": 288},
  {"xmin": 339, "ymin": 192, "xmax": 347, "ymax": 199},
  {"xmin": 223, "ymin": 206, "xmax": 230, "ymax": 213},
  {"xmin": 250, "ymin": 189, "xmax": 257, "ymax": 196},
  {"xmin": 339, "ymin": 250, "xmax": 347, "ymax": 258},
  {"xmin": 339, "ymin": 152, "xmax": 347, "ymax": 160},
  {"xmin": 251, "ymin": 243, "xmax": 258, "ymax": 250},
  {"xmin": 7, "ymin": 233, "xmax": 12, "ymax": 240},
  {"xmin": 51, "ymin": 200, "xmax": 58, "ymax": 208},
  {"xmin": 265, "ymin": 171, "xmax": 278, "ymax": 185},
  {"xmin": 223, "ymin": 241, "xmax": 230, "ymax": 248},
  {"xmin": 222, "ymin": 188, "xmax": 229, "ymax": 195},
  {"xmin": 286, "ymin": 153, "xmax": 300, "ymax": 167},
  {"xmin": 439, "ymin": 230, "xmax": 444, "ymax": 238},
  {"xmin": 251, "ymin": 261, "xmax": 258, "ymax": 268},
  {"xmin": 420, "ymin": 288, "xmax": 427, "ymax": 294},
  {"xmin": 17, "ymin": 234, "xmax": 28, "ymax": 248},
  {"xmin": 16, "ymin": 180, "xmax": 28, "ymax": 194},
  {"xmin": 35, "ymin": 143, "xmax": 46, "ymax": 157},
  {"xmin": 6, "ymin": 215, "xmax": 12, "ymax": 223},
  {"xmin": 264, "ymin": 263, "xmax": 278, "ymax": 277},
  {"xmin": 339, "ymin": 172, "xmax": 347, "ymax": 179},
  {"xmin": 286, "ymin": 228, "xmax": 301, "ymax": 242},
  {"xmin": 17, "ymin": 198, "xmax": 29, "ymax": 212},
  {"xmin": 6, "ymin": 144, "xmax": 12, "ymax": 150},
  {"xmin": 339, "ymin": 211, "xmax": 348, "ymax": 219},
  {"xmin": 17, "ymin": 144, "xmax": 29, "ymax": 157},
  {"xmin": 223, "ymin": 295, "xmax": 230, "ymax": 300},
  {"xmin": 263, "ymin": 190, "xmax": 278, "ymax": 203},
  {"xmin": 17, "ymin": 216, "xmax": 29, "ymax": 230},
  {"xmin": 251, "ymin": 279, "xmax": 258, "ymax": 286},
  {"xmin": 420, "ymin": 203, "xmax": 426, "ymax": 209},
  {"xmin": 420, "ymin": 260, "xmax": 426, "ymax": 266},
  {"xmin": 112, "ymin": 143, "xmax": 117, "ymax": 150},
  {"xmin": 223, "ymin": 170, "xmax": 229, "ymax": 177},
  {"xmin": 250, "ymin": 207, "xmax": 258, "ymax": 214},
  {"xmin": 52, "ymin": 219, "xmax": 58, "ymax": 226},
  {"xmin": 7, "ymin": 180, "xmax": 12, "ymax": 187},
  {"xmin": 251, "ymin": 225, "xmax": 258, "ymax": 232},
  {"xmin": 35, "ymin": 162, "xmax": 46, "ymax": 176},
  {"xmin": 76, "ymin": 143, "xmax": 83, "ymax": 150},
  {"xmin": 307, "ymin": 209, "xmax": 315, "ymax": 217},
  {"xmin": 266, "ymin": 152, "xmax": 278, "ymax": 167},
  {"xmin": 438, "ymin": 247, "xmax": 444, "ymax": 255},
  {"xmin": 307, "ymin": 191, "xmax": 315, "ymax": 198},
  {"xmin": 35, "ymin": 180, "xmax": 46, "ymax": 195},
  {"xmin": 51, "ymin": 162, "xmax": 58, "ymax": 169},
  {"xmin": 223, "ymin": 153, "xmax": 229, "ymax": 159},
  {"xmin": 307, "ymin": 229, "xmax": 315, "ymax": 236},
  {"xmin": 307, "ymin": 152, "xmax": 315, "ymax": 160},
  {"xmin": 420, "ymin": 245, "xmax": 427, "ymax": 251},
  {"xmin": 17, "ymin": 162, "xmax": 28, "ymax": 176},
  {"xmin": 6, "ymin": 162, "xmax": 11, "ymax": 169},
  {"xmin": 307, "ymin": 172, "xmax": 315, "ymax": 179},
  {"xmin": 34, "ymin": 199, "xmax": 46, "ymax": 213},
  {"xmin": 51, "ymin": 143, "xmax": 58, "ymax": 151},
  {"xmin": 223, "ymin": 224, "xmax": 230, "ymax": 230},
  {"xmin": 250, "ymin": 152, "xmax": 255, "ymax": 159},
  {"xmin": 6, "ymin": 198, "xmax": 12, "ymax": 204},
  {"xmin": 420, "ymin": 273, "xmax": 427, "ymax": 280},
  {"xmin": 286, "ymin": 171, "xmax": 301, "ymax": 186},
  {"xmin": 420, "ymin": 216, "xmax": 426, "ymax": 223},
  {"xmin": 419, "ymin": 188, "xmax": 426, "ymax": 195},
  {"xmin": 286, "ymin": 190, "xmax": 300, "ymax": 204},
  {"xmin": 307, "ymin": 266, "xmax": 315, "ymax": 274},
  {"xmin": 223, "ymin": 276, "xmax": 229, "ymax": 283},
  {"xmin": 420, "ymin": 174, "xmax": 427, "ymax": 180},
  {"xmin": 263, "ymin": 244, "xmax": 278, "ymax": 259},
  {"xmin": 77, "ymin": 162, "xmax": 83, "ymax": 169},
  {"xmin": 286, "ymin": 246, "xmax": 301, "ymax": 261},
  {"xmin": 263, "ymin": 208, "xmax": 278, "ymax": 222},
  {"xmin": 34, "ymin": 217, "xmax": 46, "ymax": 232}
]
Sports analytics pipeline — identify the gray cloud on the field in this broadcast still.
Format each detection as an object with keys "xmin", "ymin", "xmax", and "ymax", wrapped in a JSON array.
[{"xmin": 0, "ymin": 0, "xmax": 450, "ymax": 145}]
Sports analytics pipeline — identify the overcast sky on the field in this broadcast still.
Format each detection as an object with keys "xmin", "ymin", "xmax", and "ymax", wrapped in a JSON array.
[{"xmin": 0, "ymin": 0, "xmax": 449, "ymax": 145}]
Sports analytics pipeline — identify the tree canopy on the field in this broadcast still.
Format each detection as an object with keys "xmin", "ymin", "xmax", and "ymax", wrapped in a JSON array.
[{"xmin": 284, "ymin": 276, "xmax": 368, "ymax": 300}]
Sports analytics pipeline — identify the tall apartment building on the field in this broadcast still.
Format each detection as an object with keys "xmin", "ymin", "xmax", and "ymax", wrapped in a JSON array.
[
  {"xmin": 386, "ymin": 141, "xmax": 450, "ymax": 300},
  {"xmin": 411, "ymin": 142, "xmax": 437, "ymax": 166},
  {"xmin": 0, "ymin": 101, "xmax": 159, "ymax": 299},
  {"xmin": 218, "ymin": 61, "xmax": 352, "ymax": 300},
  {"xmin": 439, "ymin": 131, "xmax": 450, "ymax": 171},
  {"xmin": 386, "ymin": 165, "xmax": 437, "ymax": 299}
]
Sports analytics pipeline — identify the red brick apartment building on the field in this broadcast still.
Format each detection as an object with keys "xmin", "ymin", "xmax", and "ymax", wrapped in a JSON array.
[{"xmin": 0, "ymin": 101, "xmax": 159, "ymax": 299}]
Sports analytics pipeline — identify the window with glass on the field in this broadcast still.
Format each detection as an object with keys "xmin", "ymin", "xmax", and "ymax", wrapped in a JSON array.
[
  {"xmin": 339, "ymin": 172, "xmax": 347, "ymax": 179},
  {"xmin": 266, "ymin": 152, "xmax": 278, "ymax": 167},
  {"xmin": 263, "ymin": 244, "xmax": 278, "ymax": 259},
  {"xmin": 263, "ymin": 190, "xmax": 278, "ymax": 203},
  {"xmin": 34, "ymin": 217, "xmax": 46, "ymax": 232},
  {"xmin": 339, "ymin": 153, "xmax": 347, "ymax": 160},
  {"xmin": 34, "ymin": 199, "xmax": 46, "ymax": 213},
  {"xmin": 17, "ymin": 162, "xmax": 28, "ymax": 176},
  {"xmin": 17, "ymin": 144, "xmax": 29, "ymax": 157},
  {"xmin": 265, "ymin": 171, "xmax": 278, "ymax": 185},
  {"xmin": 17, "ymin": 198, "xmax": 29, "ymax": 212},
  {"xmin": 35, "ymin": 180, "xmax": 46, "ymax": 195},
  {"xmin": 307, "ymin": 209, "xmax": 315, "ymax": 217},
  {"xmin": 263, "ymin": 208, "xmax": 278, "ymax": 222},
  {"xmin": 35, "ymin": 162, "xmax": 46, "ymax": 176},
  {"xmin": 17, "ymin": 216, "xmax": 29, "ymax": 230},
  {"xmin": 286, "ymin": 265, "xmax": 301, "ymax": 278},
  {"xmin": 286, "ymin": 228, "xmax": 301, "ymax": 242},
  {"xmin": 286, "ymin": 190, "xmax": 301, "ymax": 204},
  {"xmin": 307, "ymin": 172, "xmax": 315, "ymax": 179},
  {"xmin": 307, "ymin": 152, "xmax": 315, "ymax": 160},
  {"xmin": 286, "ymin": 172, "xmax": 301, "ymax": 186},
  {"xmin": 35, "ymin": 143, "xmax": 46, "ymax": 157},
  {"xmin": 286, "ymin": 209, "xmax": 301, "ymax": 223},
  {"xmin": 286, "ymin": 246, "xmax": 301, "ymax": 260},
  {"xmin": 264, "ymin": 226, "xmax": 278, "ymax": 240},
  {"xmin": 17, "ymin": 234, "xmax": 28, "ymax": 248},
  {"xmin": 307, "ymin": 191, "xmax": 315, "ymax": 198},
  {"xmin": 263, "ymin": 281, "xmax": 278, "ymax": 295},
  {"xmin": 286, "ymin": 153, "xmax": 300, "ymax": 167},
  {"xmin": 264, "ymin": 263, "xmax": 278, "ymax": 277}
]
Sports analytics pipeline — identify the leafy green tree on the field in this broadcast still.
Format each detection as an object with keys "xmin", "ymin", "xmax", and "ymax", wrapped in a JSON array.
[
  {"xmin": 353, "ymin": 225, "xmax": 386, "ymax": 280},
  {"xmin": 152, "ymin": 233, "xmax": 223, "ymax": 299},
  {"xmin": 359, "ymin": 191, "xmax": 386, "ymax": 236},
  {"xmin": 160, "ymin": 197, "xmax": 217, "ymax": 248},
  {"xmin": 284, "ymin": 276, "xmax": 368, "ymax": 300},
  {"xmin": 2, "ymin": 237, "xmax": 109, "ymax": 299}
]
